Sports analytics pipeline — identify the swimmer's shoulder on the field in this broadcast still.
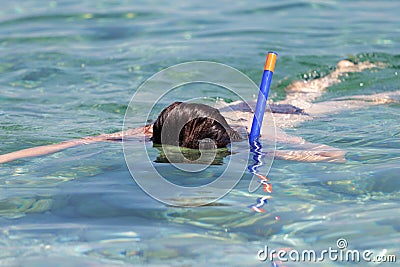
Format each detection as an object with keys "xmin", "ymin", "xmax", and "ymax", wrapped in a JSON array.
[
  {"xmin": 217, "ymin": 100, "xmax": 306, "ymax": 115},
  {"xmin": 216, "ymin": 100, "xmax": 254, "ymax": 113}
]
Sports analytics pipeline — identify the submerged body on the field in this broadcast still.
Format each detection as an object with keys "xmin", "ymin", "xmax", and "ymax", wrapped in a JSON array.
[{"xmin": 0, "ymin": 60, "xmax": 399, "ymax": 164}]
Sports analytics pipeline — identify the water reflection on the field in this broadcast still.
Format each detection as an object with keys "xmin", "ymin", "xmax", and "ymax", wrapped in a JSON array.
[{"xmin": 153, "ymin": 145, "xmax": 231, "ymax": 165}]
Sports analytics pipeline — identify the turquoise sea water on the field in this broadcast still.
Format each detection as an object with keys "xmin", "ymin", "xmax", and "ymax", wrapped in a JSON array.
[{"xmin": 1, "ymin": 1, "xmax": 399, "ymax": 266}]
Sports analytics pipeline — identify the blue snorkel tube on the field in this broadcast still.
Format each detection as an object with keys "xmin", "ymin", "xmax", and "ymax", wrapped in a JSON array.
[{"xmin": 249, "ymin": 52, "xmax": 277, "ymax": 144}]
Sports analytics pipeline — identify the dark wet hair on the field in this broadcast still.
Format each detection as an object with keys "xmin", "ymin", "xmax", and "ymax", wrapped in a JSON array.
[{"xmin": 152, "ymin": 102, "xmax": 242, "ymax": 149}]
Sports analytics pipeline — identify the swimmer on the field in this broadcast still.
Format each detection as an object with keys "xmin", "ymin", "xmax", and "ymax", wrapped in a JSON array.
[{"xmin": 1, "ymin": 60, "xmax": 399, "ymax": 164}]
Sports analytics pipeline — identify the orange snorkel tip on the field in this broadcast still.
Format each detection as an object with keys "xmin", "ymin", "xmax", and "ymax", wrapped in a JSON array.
[{"xmin": 263, "ymin": 52, "xmax": 277, "ymax": 72}]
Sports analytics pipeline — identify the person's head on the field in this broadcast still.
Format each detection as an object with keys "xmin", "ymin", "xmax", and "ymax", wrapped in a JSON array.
[{"xmin": 152, "ymin": 102, "xmax": 243, "ymax": 149}]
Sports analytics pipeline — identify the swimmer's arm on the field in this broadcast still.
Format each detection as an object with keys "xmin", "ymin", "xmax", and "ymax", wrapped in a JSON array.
[
  {"xmin": 0, "ymin": 125, "xmax": 153, "ymax": 164},
  {"xmin": 96, "ymin": 124, "xmax": 153, "ymax": 140},
  {"xmin": 273, "ymin": 140, "xmax": 347, "ymax": 163},
  {"xmin": 0, "ymin": 138, "xmax": 97, "ymax": 164},
  {"xmin": 305, "ymin": 90, "xmax": 400, "ymax": 115},
  {"xmin": 280, "ymin": 60, "xmax": 385, "ymax": 108},
  {"xmin": 271, "ymin": 129, "xmax": 346, "ymax": 162},
  {"xmin": 289, "ymin": 60, "xmax": 384, "ymax": 94},
  {"xmin": 275, "ymin": 148, "xmax": 346, "ymax": 163}
]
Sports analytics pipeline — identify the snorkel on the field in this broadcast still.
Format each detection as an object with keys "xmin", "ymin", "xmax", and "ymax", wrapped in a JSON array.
[
  {"xmin": 249, "ymin": 52, "xmax": 277, "ymax": 143},
  {"xmin": 248, "ymin": 52, "xmax": 277, "ymax": 213}
]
